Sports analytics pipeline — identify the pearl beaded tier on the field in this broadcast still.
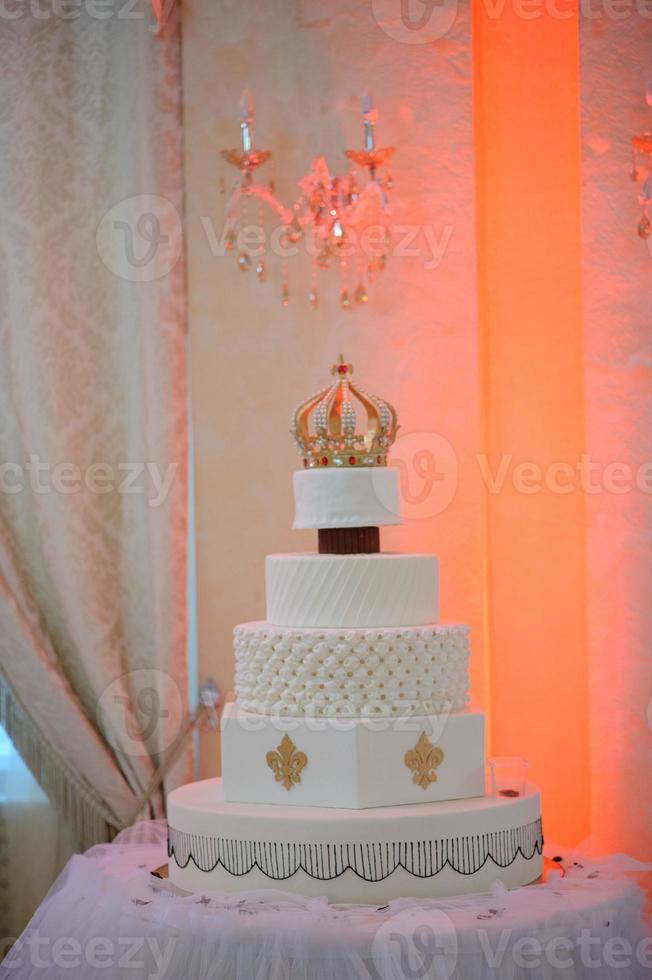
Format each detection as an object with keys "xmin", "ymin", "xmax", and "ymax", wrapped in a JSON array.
[{"xmin": 234, "ymin": 622, "xmax": 470, "ymax": 718}]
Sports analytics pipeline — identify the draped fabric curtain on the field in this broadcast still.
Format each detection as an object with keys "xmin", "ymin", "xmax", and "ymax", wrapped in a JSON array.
[
  {"xmin": 0, "ymin": 10, "xmax": 190, "ymax": 854},
  {"xmin": 0, "ymin": 731, "xmax": 78, "ymax": 943}
]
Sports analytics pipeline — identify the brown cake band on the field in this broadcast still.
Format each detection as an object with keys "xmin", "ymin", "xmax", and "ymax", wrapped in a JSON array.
[{"xmin": 318, "ymin": 526, "xmax": 380, "ymax": 555}]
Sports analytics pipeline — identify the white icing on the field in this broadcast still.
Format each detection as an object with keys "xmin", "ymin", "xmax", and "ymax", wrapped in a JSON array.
[
  {"xmin": 293, "ymin": 467, "xmax": 402, "ymax": 529},
  {"xmin": 266, "ymin": 553, "xmax": 439, "ymax": 628},
  {"xmin": 234, "ymin": 621, "xmax": 470, "ymax": 717},
  {"xmin": 221, "ymin": 703, "xmax": 485, "ymax": 808},
  {"xmin": 168, "ymin": 779, "xmax": 543, "ymax": 902}
]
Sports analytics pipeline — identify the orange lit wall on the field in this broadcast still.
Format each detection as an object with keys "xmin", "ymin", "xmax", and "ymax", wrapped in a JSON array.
[{"xmin": 472, "ymin": 4, "xmax": 590, "ymax": 843}]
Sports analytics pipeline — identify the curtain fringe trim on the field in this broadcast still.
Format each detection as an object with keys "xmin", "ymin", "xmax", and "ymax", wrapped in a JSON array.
[{"xmin": 0, "ymin": 672, "xmax": 123, "ymax": 850}]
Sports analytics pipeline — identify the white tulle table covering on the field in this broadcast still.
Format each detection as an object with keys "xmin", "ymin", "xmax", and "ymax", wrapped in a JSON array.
[{"xmin": 2, "ymin": 821, "xmax": 651, "ymax": 980}]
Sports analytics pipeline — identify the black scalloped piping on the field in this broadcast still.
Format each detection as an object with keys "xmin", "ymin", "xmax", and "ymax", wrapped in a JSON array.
[{"xmin": 168, "ymin": 818, "xmax": 543, "ymax": 883}]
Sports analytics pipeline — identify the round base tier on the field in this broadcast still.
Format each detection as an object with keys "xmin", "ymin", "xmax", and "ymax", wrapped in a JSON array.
[{"xmin": 168, "ymin": 779, "xmax": 543, "ymax": 903}]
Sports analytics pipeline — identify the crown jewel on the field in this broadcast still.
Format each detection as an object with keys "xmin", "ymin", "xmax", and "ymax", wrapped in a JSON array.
[{"xmin": 290, "ymin": 356, "xmax": 399, "ymax": 468}]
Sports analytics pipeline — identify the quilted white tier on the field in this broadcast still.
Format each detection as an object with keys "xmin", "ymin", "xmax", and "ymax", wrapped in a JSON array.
[
  {"xmin": 292, "ymin": 467, "xmax": 402, "ymax": 529},
  {"xmin": 266, "ymin": 553, "xmax": 439, "ymax": 628},
  {"xmin": 221, "ymin": 704, "xmax": 485, "ymax": 808},
  {"xmin": 168, "ymin": 779, "xmax": 543, "ymax": 902},
  {"xmin": 234, "ymin": 621, "xmax": 470, "ymax": 717}
]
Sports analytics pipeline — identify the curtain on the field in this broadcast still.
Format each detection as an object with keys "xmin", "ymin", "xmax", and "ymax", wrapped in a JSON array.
[
  {"xmin": 579, "ymin": 16, "xmax": 652, "ymax": 859},
  {"xmin": 0, "ymin": 727, "xmax": 77, "ymax": 943},
  {"xmin": 0, "ymin": 8, "xmax": 190, "ymax": 859}
]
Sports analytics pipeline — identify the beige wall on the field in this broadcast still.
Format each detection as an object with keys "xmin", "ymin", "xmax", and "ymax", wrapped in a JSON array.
[{"xmin": 181, "ymin": 0, "xmax": 485, "ymax": 778}]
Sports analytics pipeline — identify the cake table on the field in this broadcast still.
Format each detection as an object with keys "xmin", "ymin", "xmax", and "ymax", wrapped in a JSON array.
[{"xmin": 1, "ymin": 821, "xmax": 650, "ymax": 980}]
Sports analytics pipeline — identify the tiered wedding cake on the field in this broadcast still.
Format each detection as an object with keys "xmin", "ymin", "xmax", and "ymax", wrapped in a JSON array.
[{"xmin": 167, "ymin": 358, "xmax": 543, "ymax": 902}]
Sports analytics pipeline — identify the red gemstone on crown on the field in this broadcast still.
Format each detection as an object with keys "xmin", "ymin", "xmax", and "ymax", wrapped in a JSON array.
[
  {"xmin": 376, "ymin": 455, "xmax": 382, "ymax": 463},
  {"xmin": 337, "ymin": 364, "xmax": 348, "ymax": 375},
  {"xmin": 321, "ymin": 456, "xmax": 328, "ymax": 466},
  {"xmin": 349, "ymin": 456, "xmax": 356, "ymax": 465}
]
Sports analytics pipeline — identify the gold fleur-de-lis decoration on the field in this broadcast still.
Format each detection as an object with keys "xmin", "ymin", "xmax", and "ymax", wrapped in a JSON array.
[
  {"xmin": 404, "ymin": 731, "xmax": 444, "ymax": 790},
  {"xmin": 266, "ymin": 734, "xmax": 308, "ymax": 791}
]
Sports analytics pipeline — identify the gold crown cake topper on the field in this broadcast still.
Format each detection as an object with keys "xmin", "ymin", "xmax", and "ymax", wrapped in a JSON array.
[{"xmin": 290, "ymin": 355, "xmax": 399, "ymax": 468}]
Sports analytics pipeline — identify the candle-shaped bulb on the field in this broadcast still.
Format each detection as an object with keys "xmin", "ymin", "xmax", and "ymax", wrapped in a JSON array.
[
  {"xmin": 361, "ymin": 89, "xmax": 375, "ymax": 118},
  {"xmin": 361, "ymin": 89, "xmax": 377, "ymax": 152},
  {"xmin": 239, "ymin": 89, "xmax": 254, "ymax": 155},
  {"xmin": 240, "ymin": 89, "xmax": 255, "ymax": 125}
]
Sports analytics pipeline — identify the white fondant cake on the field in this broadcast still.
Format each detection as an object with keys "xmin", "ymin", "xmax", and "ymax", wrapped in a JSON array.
[
  {"xmin": 167, "ymin": 361, "xmax": 543, "ymax": 904},
  {"xmin": 234, "ymin": 621, "xmax": 470, "ymax": 717},
  {"xmin": 221, "ymin": 703, "xmax": 485, "ymax": 808},
  {"xmin": 168, "ymin": 779, "xmax": 543, "ymax": 903},
  {"xmin": 266, "ymin": 553, "xmax": 439, "ymax": 628},
  {"xmin": 293, "ymin": 467, "xmax": 402, "ymax": 529}
]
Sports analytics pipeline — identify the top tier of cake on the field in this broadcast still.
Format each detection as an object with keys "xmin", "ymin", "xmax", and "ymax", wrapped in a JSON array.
[{"xmin": 293, "ymin": 467, "xmax": 402, "ymax": 530}]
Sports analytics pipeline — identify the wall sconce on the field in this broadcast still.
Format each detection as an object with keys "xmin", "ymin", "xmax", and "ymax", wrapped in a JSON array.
[
  {"xmin": 630, "ymin": 80, "xmax": 652, "ymax": 240},
  {"xmin": 220, "ymin": 92, "xmax": 395, "ymax": 310}
]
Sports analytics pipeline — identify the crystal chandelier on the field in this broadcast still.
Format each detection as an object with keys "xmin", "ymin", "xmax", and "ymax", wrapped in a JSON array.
[
  {"xmin": 220, "ymin": 91, "xmax": 395, "ymax": 310},
  {"xmin": 630, "ymin": 80, "xmax": 652, "ymax": 241}
]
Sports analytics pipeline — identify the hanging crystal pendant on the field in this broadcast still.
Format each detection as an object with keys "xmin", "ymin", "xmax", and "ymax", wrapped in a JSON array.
[
  {"xmin": 354, "ymin": 283, "xmax": 368, "ymax": 304},
  {"xmin": 282, "ymin": 283, "xmax": 289, "ymax": 307},
  {"xmin": 331, "ymin": 219, "xmax": 345, "ymax": 247},
  {"xmin": 225, "ymin": 227, "xmax": 237, "ymax": 251},
  {"xmin": 638, "ymin": 213, "xmax": 651, "ymax": 239},
  {"xmin": 238, "ymin": 251, "xmax": 251, "ymax": 271},
  {"xmin": 309, "ymin": 288, "xmax": 318, "ymax": 309},
  {"xmin": 256, "ymin": 260, "xmax": 266, "ymax": 282},
  {"xmin": 340, "ymin": 288, "xmax": 350, "ymax": 309},
  {"xmin": 287, "ymin": 215, "xmax": 303, "ymax": 243}
]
